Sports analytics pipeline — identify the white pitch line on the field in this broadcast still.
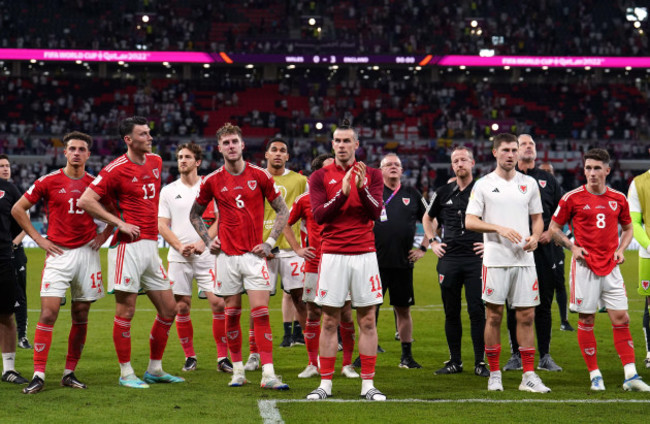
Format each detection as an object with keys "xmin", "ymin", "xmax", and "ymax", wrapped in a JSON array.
[
  {"xmin": 258, "ymin": 400, "xmax": 284, "ymax": 424},
  {"xmin": 273, "ymin": 398, "xmax": 650, "ymax": 403},
  {"xmin": 259, "ymin": 398, "xmax": 650, "ymax": 423}
]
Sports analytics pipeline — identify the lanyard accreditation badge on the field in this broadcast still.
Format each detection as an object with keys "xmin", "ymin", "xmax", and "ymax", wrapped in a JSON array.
[{"xmin": 380, "ymin": 183, "xmax": 401, "ymax": 222}]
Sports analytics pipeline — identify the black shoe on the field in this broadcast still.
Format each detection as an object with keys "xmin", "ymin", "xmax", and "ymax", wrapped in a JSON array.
[
  {"xmin": 61, "ymin": 373, "xmax": 87, "ymax": 389},
  {"xmin": 560, "ymin": 321, "xmax": 575, "ymax": 331},
  {"xmin": 218, "ymin": 357, "xmax": 234, "ymax": 374},
  {"xmin": 18, "ymin": 337, "xmax": 32, "ymax": 349},
  {"xmin": 474, "ymin": 362, "xmax": 490, "ymax": 377},
  {"xmin": 377, "ymin": 345, "xmax": 385, "ymax": 354},
  {"xmin": 279, "ymin": 334, "xmax": 292, "ymax": 348},
  {"xmin": 22, "ymin": 376, "xmax": 44, "ymax": 393},
  {"xmin": 2, "ymin": 370, "xmax": 28, "ymax": 384},
  {"xmin": 352, "ymin": 356, "xmax": 361, "ymax": 368},
  {"xmin": 182, "ymin": 357, "xmax": 197, "ymax": 372},
  {"xmin": 434, "ymin": 361, "xmax": 463, "ymax": 375},
  {"xmin": 291, "ymin": 334, "xmax": 305, "ymax": 347},
  {"xmin": 398, "ymin": 357, "xmax": 422, "ymax": 369}
]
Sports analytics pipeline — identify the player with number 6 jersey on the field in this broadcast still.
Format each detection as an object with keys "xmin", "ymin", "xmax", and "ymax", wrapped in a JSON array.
[
  {"xmin": 548, "ymin": 148, "xmax": 650, "ymax": 392},
  {"xmin": 12, "ymin": 132, "xmax": 113, "ymax": 394},
  {"xmin": 191, "ymin": 122, "xmax": 290, "ymax": 391}
]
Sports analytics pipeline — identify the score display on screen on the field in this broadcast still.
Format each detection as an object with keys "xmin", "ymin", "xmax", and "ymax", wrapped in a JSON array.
[{"xmin": 0, "ymin": 49, "xmax": 646, "ymax": 69}]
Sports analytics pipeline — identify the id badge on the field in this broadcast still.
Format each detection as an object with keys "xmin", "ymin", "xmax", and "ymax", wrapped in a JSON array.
[{"xmin": 380, "ymin": 207, "xmax": 388, "ymax": 222}]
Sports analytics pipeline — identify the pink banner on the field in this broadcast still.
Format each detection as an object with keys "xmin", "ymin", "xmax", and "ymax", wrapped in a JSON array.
[
  {"xmin": 0, "ymin": 49, "xmax": 217, "ymax": 63},
  {"xmin": 438, "ymin": 55, "xmax": 647, "ymax": 68}
]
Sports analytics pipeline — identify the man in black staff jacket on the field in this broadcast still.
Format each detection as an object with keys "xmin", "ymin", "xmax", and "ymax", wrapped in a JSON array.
[
  {"xmin": 0, "ymin": 177, "xmax": 29, "ymax": 384},
  {"xmin": 424, "ymin": 146, "xmax": 488, "ymax": 377},
  {"xmin": 373, "ymin": 153, "xmax": 428, "ymax": 369},
  {"xmin": 503, "ymin": 134, "xmax": 564, "ymax": 373}
]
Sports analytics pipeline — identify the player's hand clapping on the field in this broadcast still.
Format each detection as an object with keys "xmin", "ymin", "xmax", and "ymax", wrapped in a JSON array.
[{"xmin": 354, "ymin": 162, "xmax": 366, "ymax": 188}]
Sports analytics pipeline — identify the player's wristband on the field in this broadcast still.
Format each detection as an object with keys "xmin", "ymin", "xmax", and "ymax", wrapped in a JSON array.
[
  {"xmin": 419, "ymin": 245, "xmax": 427, "ymax": 252},
  {"xmin": 264, "ymin": 237, "xmax": 277, "ymax": 248},
  {"xmin": 429, "ymin": 237, "xmax": 441, "ymax": 244}
]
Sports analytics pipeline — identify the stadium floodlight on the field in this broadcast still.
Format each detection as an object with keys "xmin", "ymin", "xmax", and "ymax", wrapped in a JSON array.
[
  {"xmin": 142, "ymin": 15, "xmax": 150, "ymax": 23},
  {"xmin": 245, "ymin": 64, "xmax": 254, "ymax": 69},
  {"xmin": 479, "ymin": 49, "xmax": 495, "ymax": 57},
  {"xmin": 315, "ymin": 122, "xmax": 323, "ymax": 130},
  {"xmin": 203, "ymin": 64, "xmax": 210, "ymax": 68},
  {"xmin": 287, "ymin": 64, "xmax": 296, "ymax": 69},
  {"xmin": 470, "ymin": 20, "xmax": 478, "ymax": 28},
  {"xmin": 459, "ymin": 65, "xmax": 466, "ymax": 70},
  {"xmin": 626, "ymin": 7, "xmax": 648, "ymax": 21},
  {"xmin": 635, "ymin": 21, "xmax": 642, "ymax": 28},
  {"xmin": 491, "ymin": 123, "xmax": 499, "ymax": 131},
  {"xmin": 308, "ymin": 18, "xmax": 316, "ymax": 26}
]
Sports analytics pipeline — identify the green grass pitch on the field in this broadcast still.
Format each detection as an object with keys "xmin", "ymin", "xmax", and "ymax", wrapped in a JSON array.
[{"xmin": 1, "ymin": 248, "xmax": 649, "ymax": 423}]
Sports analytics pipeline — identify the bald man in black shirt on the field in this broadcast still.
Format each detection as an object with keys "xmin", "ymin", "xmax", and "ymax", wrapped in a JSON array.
[{"xmin": 423, "ymin": 146, "xmax": 488, "ymax": 377}]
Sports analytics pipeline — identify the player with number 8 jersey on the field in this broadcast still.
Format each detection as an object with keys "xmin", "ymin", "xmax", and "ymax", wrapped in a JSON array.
[{"xmin": 549, "ymin": 148, "xmax": 650, "ymax": 392}]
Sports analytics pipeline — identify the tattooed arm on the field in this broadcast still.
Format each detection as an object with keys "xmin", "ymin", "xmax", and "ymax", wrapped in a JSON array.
[
  {"xmin": 548, "ymin": 220, "xmax": 587, "ymax": 263},
  {"xmin": 190, "ymin": 200, "xmax": 220, "ymax": 255},
  {"xmin": 251, "ymin": 195, "xmax": 289, "ymax": 258}
]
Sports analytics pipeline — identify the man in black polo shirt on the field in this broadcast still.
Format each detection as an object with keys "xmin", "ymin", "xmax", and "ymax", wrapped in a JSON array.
[
  {"xmin": 502, "ymin": 134, "xmax": 564, "ymax": 372},
  {"xmin": 373, "ymin": 153, "xmax": 428, "ymax": 369},
  {"xmin": 0, "ymin": 176, "xmax": 28, "ymax": 384},
  {"xmin": 423, "ymin": 146, "xmax": 488, "ymax": 377}
]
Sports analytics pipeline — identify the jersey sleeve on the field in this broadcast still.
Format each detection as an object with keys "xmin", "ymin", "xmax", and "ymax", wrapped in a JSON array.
[
  {"xmin": 288, "ymin": 196, "xmax": 304, "ymax": 226},
  {"xmin": 310, "ymin": 168, "xmax": 347, "ymax": 224},
  {"xmin": 195, "ymin": 175, "xmax": 214, "ymax": 207},
  {"xmin": 358, "ymin": 167, "xmax": 383, "ymax": 220},
  {"xmin": 552, "ymin": 196, "xmax": 571, "ymax": 227},
  {"xmin": 528, "ymin": 180, "xmax": 544, "ymax": 215},
  {"xmin": 23, "ymin": 177, "xmax": 47, "ymax": 205},
  {"xmin": 414, "ymin": 188, "xmax": 427, "ymax": 221},
  {"xmin": 619, "ymin": 194, "xmax": 632, "ymax": 226},
  {"xmin": 426, "ymin": 187, "xmax": 444, "ymax": 219},
  {"xmin": 89, "ymin": 168, "xmax": 113, "ymax": 199},
  {"xmin": 628, "ymin": 180, "xmax": 642, "ymax": 213},
  {"xmin": 465, "ymin": 181, "xmax": 485, "ymax": 217},
  {"xmin": 261, "ymin": 172, "xmax": 281, "ymax": 203},
  {"xmin": 158, "ymin": 186, "xmax": 172, "ymax": 219}
]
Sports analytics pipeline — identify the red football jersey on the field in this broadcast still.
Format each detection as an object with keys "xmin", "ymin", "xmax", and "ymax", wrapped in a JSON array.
[
  {"xmin": 288, "ymin": 191, "xmax": 322, "ymax": 273},
  {"xmin": 24, "ymin": 169, "xmax": 97, "ymax": 249},
  {"xmin": 309, "ymin": 161, "xmax": 383, "ymax": 254},
  {"xmin": 89, "ymin": 153, "xmax": 162, "ymax": 244},
  {"xmin": 196, "ymin": 162, "xmax": 280, "ymax": 256},
  {"xmin": 552, "ymin": 185, "xmax": 631, "ymax": 276}
]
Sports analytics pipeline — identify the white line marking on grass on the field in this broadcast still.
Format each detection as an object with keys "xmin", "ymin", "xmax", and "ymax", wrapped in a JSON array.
[
  {"xmin": 259, "ymin": 398, "xmax": 650, "ymax": 422},
  {"xmin": 258, "ymin": 400, "xmax": 284, "ymax": 424},
  {"xmin": 273, "ymin": 398, "xmax": 650, "ymax": 404}
]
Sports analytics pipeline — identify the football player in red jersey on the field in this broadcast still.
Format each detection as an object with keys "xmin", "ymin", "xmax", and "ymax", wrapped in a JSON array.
[
  {"xmin": 306, "ymin": 121, "xmax": 386, "ymax": 401},
  {"xmin": 549, "ymin": 148, "xmax": 650, "ymax": 392},
  {"xmin": 190, "ymin": 123, "xmax": 290, "ymax": 390},
  {"xmin": 13, "ymin": 132, "xmax": 113, "ymax": 393},
  {"xmin": 78, "ymin": 117, "xmax": 183, "ymax": 389}
]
